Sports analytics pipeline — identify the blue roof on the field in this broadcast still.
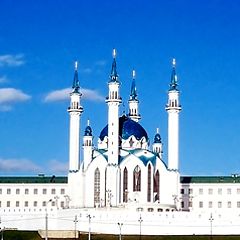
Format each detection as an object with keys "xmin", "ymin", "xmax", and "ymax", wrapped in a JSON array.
[
  {"xmin": 84, "ymin": 125, "xmax": 92, "ymax": 136},
  {"xmin": 99, "ymin": 115, "xmax": 148, "ymax": 141},
  {"xmin": 154, "ymin": 133, "xmax": 161, "ymax": 143}
]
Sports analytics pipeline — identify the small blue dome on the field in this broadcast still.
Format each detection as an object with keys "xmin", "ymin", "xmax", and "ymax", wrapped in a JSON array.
[
  {"xmin": 84, "ymin": 125, "xmax": 92, "ymax": 136},
  {"xmin": 154, "ymin": 133, "xmax": 161, "ymax": 143},
  {"xmin": 99, "ymin": 115, "xmax": 148, "ymax": 141}
]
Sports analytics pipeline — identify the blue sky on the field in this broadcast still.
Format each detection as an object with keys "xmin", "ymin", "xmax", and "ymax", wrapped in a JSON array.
[{"xmin": 0, "ymin": 0, "xmax": 240, "ymax": 176}]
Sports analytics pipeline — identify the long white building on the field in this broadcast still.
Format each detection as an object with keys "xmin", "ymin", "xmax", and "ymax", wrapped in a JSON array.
[{"xmin": 1, "ymin": 50, "xmax": 240, "ymax": 235}]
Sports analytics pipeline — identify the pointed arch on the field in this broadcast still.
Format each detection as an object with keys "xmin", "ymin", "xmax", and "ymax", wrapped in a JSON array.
[
  {"xmin": 154, "ymin": 170, "xmax": 160, "ymax": 201},
  {"xmin": 147, "ymin": 164, "xmax": 152, "ymax": 202},
  {"xmin": 94, "ymin": 168, "xmax": 100, "ymax": 207},
  {"xmin": 123, "ymin": 167, "xmax": 128, "ymax": 202},
  {"xmin": 133, "ymin": 165, "xmax": 141, "ymax": 192}
]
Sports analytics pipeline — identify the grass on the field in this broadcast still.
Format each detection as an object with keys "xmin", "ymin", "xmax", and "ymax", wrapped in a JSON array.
[{"xmin": 2, "ymin": 231, "xmax": 240, "ymax": 240}]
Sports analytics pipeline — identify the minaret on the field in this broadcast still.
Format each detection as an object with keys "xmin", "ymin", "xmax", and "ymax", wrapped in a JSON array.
[
  {"xmin": 152, "ymin": 128, "xmax": 163, "ymax": 159},
  {"xmin": 68, "ymin": 61, "xmax": 83, "ymax": 172},
  {"xmin": 165, "ymin": 59, "xmax": 182, "ymax": 171},
  {"xmin": 105, "ymin": 49, "xmax": 122, "ymax": 207},
  {"xmin": 83, "ymin": 120, "xmax": 93, "ymax": 171},
  {"xmin": 106, "ymin": 49, "xmax": 122, "ymax": 165},
  {"xmin": 128, "ymin": 69, "xmax": 141, "ymax": 122}
]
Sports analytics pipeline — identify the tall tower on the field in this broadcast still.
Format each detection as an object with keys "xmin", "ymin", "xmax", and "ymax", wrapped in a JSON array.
[
  {"xmin": 165, "ymin": 59, "xmax": 182, "ymax": 171},
  {"xmin": 105, "ymin": 49, "xmax": 122, "ymax": 207},
  {"xmin": 83, "ymin": 120, "xmax": 93, "ymax": 171},
  {"xmin": 128, "ymin": 70, "xmax": 141, "ymax": 122},
  {"xmin": 106, "ymin": 49, "xmax": 122, "ymax": 165},
  {"xmin": 68, "ymin": 62, "xmax": 83, "ymax": 172}
]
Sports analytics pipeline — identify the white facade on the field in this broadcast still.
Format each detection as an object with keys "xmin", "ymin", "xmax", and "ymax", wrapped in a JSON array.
[{"xmin": 1, "ymin": 52, "xmax": 240, "ymax": 235}]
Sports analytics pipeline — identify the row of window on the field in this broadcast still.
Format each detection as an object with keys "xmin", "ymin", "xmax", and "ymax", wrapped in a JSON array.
[
  {"xmin": 0, "ymin": 188, "xmax": 65, "ymax": 195},
  {"xmin": 181, "ymin": 188, "xmax": 240, "ymax": 195},
  {"xmin": 181, "ymin": 201, "xmax": 240, "ymax": 209},
  {"xmin": 0, "ymin": 200, "xmax": 65, "ymax": 208}
]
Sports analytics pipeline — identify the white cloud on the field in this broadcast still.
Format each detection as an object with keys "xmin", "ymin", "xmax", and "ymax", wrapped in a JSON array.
[
  {"xmin": 44, "ymin": 87, "xmax": 104, "ymax": 102},
  {"xmin": 0, "ymin": 88, "xmax": 31, "ymax": 104},
  {"xmin": 48, "ymin": 159, "xmax": 68, "ymax": 174},
  {"xmin": 81, "ymin": 68, "xmax": 92, "ymax": 74},
  {"xmin": 0, "ymin": 54, "xmax": 25, "ymax": 67},
  {"xmin": 0, "ymin": 158, "xmax": 41, "ymax": 173},
  {"xmin": 0, "ymin": 75, "xmax": 8, "ymax": 83},
  {"xmin": 0, "ymin": 88, "xmax": 31, "ymax": 111},
  {"xmin": 95, "ymin": 60, "xmax": 106, "ymax": 66}
]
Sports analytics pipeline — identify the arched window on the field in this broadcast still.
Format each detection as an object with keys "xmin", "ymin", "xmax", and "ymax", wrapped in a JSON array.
[
  {"xmin": 123, "ymin": 167, "xmax": 128, "ymax": 202},
  {"xmin": 133, "ymin": 165, "xmax": 141, "ymax": 192},
  {"xmin": 154, "ymin": 170, "xmax": 160, "ymax": 201},
  {"xmin": 94, "ymin": 168, "xmax": 100, "ymax": 207},
  {"xmin": 147, "ymin": 164, "xmax": 151, "ymax": 202}
]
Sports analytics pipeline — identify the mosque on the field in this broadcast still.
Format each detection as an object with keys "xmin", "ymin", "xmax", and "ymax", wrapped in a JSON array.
[
  {"xmin": 68, "ymin": 49, "xmax": 180, "ymax": 210},
  {"xmin": 1, "ymin": 50, "xmax": 240, "ymax": 235}
]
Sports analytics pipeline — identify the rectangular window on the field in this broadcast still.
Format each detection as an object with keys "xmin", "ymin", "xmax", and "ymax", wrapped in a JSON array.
[
  {"xmin": 188, "ymin": 201, "xmax": 192, "ymax": 208},
  {"xmin": 199, "ymin": 188, "xmax": 203, "ymax": 195},
  {"xmin": 0, "ymin": 189, "xmax": 2, "ymax": 194},
  {"xmin": 208, "ymin": 201, "xmax": 213, "ymax": 208},
  {"xmin": 181, "ymin": 201, "xmax": 184, "ymax": 208},
  {"xmin": 237, "ymin": 188, "xmax": 240, "ymax": 194},
  {"xmin": 218, "ymin": 188, "xmax": 222, "ymax": 195},
  {"xmin": 43, "ymin": 189, "xmax": 47, "ymax": 194},
  {"xmin": 227, "ymin": 188, "xmax": 231, "ymax": 194},
  {"xmin": 208, "ymin": 188, "xmax": 213, "ymax": 195},
  {"xmin": 180, "ymin": 188, "xmax": 184, "ymax": 194},
  {"xmin": 7, "ymin": 188, "xmax": 11, "ymax": 194},
  {"xmin": 237, "ymin": 202, "xmax": 240, "ymax": 208},
  {"xmin": 51, "ymin": 201, "xmax": 55, "ymax": 206},
  {"xmin": 188, "ymin": 188, "xmax": 193, "ymax": 194},
  {"xmin": 218, "ymin": 201, "xmax": 222, "ymax": 208},
  {"xmin": 25, "ymin": 189, "xmax": 29, "ymax": 194},
  {"xmin": 34, "ymin": 189, "xmax": 38, "ymax": 194},
  {"xmin": 16, "ymin": 201, "xmax": 20, "ymax": 207},
  {"xmin": 60, "ymin": 189, "xmax": 65, "ymax": 195},
  {"xmin": 0, "ymin": 201, "xmax": 1, "ymax": 207},
  {"xmin": 7, "ymin": 201, "xmax": 10, "ymax": 207},
  {"xmin": 16, "ymin": 188, "xmax": 20, "ymax": 194},
  {"xmin": 199, "ymin": 201, "xmax": 203, "ymax": 208},
  {"xmin": 51, "ymin": 189, "xmax": 56, "ymax": 194},
  {"xmin": 34, "ymin": 201, "xmax": 37, "ymax": 207},
  {"xmin": 24, "ymin": 201, "xmax": 28, "ymax": 207},
  {"xmin": 60, "ymin": 201, "xmax": 64, "ymax": 208},
  {"xmin": 42, "ymin": 201, "xmax": 46, "ymax": 207},
  {"xmin": 227, "ymin": 201, "xmax": 232, "ymax": 208}
]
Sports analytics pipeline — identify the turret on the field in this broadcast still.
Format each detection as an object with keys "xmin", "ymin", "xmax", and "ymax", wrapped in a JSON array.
[
  {"xmin": 83, "ymin": 120, "xmax": 93, "ymax": 171},
  {"xmin": 165, "ymin": 59, "xmax": 181, "ymax": 171},
  {"xmin": 68, "ymin": 61, "xmax": 83, "ymax": 172},
  {"xmin": 128, "ymin": 70, "xmax": 141, "ymax": 122},
  {"xmin": 152, "ymin": 128, "xmax": 163, "ymax": 159}
]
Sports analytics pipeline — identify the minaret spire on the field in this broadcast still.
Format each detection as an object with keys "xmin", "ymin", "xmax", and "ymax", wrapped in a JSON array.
[
  {"xmin": 169, "ymin": 58, "xmax": 178, "ymax": 91},
  {"xmin": 110, "ymin": 49, "xmax": 119, "ymax": 82},
  {"xmin": 128, "ymin": 69, "xmax": 141, "ymax": 122},
  {"xmin": 72, "ymin": 61, "xmax": 80, "ymax": 93}
]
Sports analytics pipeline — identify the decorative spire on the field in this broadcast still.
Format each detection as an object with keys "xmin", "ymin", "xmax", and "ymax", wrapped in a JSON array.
[
  {"xmin": 130, "ymin": 69, "xmax": 137, "ymax": 100},
  {"xmin": 169, "ymin": 58, "xmax": 178, "ymax": 91},
  {"xmin": 72, "ymin": 61, "xmax": 80, "ymax": 93},
  {"xmin": 109, "ymin": 48, "xmax": 119, "ymax": 82},
  {"xmin": 84, "ymin": 119, "xmax": 92, "ymax": 136}
]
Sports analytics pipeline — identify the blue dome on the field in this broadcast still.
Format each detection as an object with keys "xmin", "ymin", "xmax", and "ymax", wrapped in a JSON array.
[
  {"xmin": 84, "ymin": 125, "xmax": 92, "ymax": 136},
  {"xmin": 99, "ymin": 115, "xmax": 148, "ymax": 141},
  {"xmin": 154, "ymin": 133, "xmax": 161, "ymax": 143}
]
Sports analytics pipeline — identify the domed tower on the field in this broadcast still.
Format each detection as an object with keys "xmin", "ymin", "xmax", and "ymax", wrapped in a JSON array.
[
  {"xmin": 68, "ymin": 61, "xmax": 83, "ymax": 172},
  {"xmin": 128, "ymin": 70, "xmax": 141, "ymax": 122},
  {"xmin": 165, "ymin": 59, "xmax": 182, "ymax": 171},
  {"xmin": 83, "ymin": 120, "xmax": 93, "ymax": 171},
  {"xmin": 152, "ymin": 128, "xmax": 163, "ymax": 159}
]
